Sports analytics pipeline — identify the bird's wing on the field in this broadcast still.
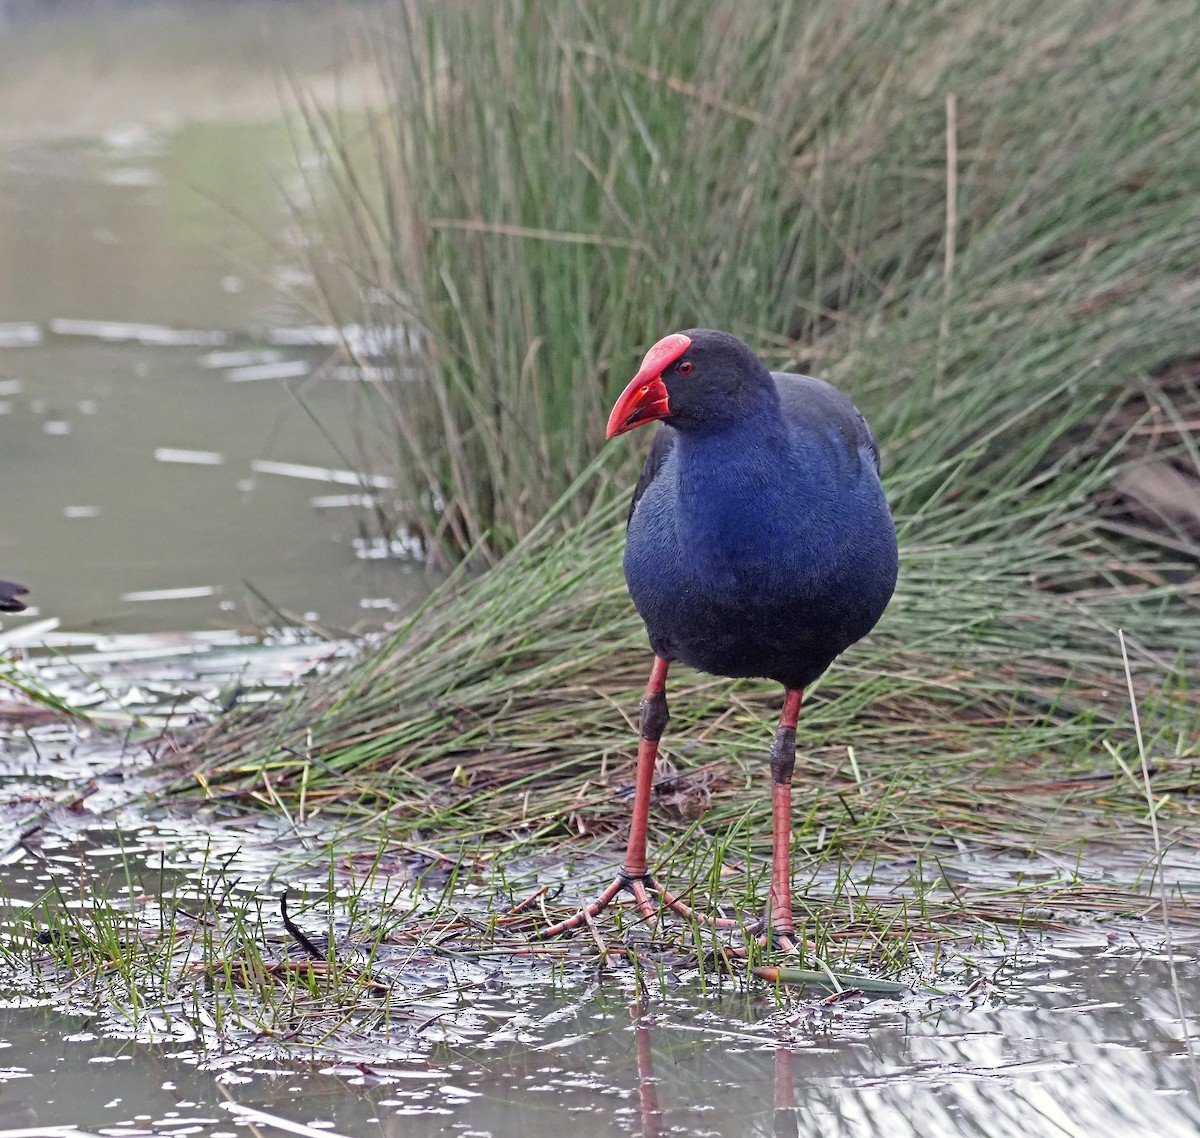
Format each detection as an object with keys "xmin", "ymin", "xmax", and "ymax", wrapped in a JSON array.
[
  {"xmin": 0, "ymin": 581, "xmax": 28, "ymax": 613},
  {"xmin": 628, "ymin": 426, "xmax": 677, "ymax": 526},
  {"xmin": 772, "ymin": 372, "xmax": 882, "ymax": 475}
]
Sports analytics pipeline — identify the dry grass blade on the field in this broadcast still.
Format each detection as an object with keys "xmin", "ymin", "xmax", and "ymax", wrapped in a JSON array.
[{"xmin": 1118, "ymin": 630, "xmax": 1197, "ymax": 1091}]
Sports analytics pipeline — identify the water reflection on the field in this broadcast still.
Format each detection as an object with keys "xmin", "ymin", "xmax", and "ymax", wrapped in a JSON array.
[
  {"xmin": 8, "ymin": 948, "xmax": 1192, "ymax": 1138},
  {"xmin": 414, "ymin": 958, "xmax": 1199, "ymax": 1138}
]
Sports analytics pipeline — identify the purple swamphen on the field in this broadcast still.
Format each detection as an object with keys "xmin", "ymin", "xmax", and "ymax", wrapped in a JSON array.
[{"xmin": 540, "ymin": 329, "xmax": 897, "ymax": 949}]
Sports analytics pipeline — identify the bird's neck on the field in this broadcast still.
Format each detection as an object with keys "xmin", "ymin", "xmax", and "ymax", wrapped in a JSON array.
[
  {"xmin": 667, "ymin": 376, "xmax": 805, "ymax": 579},
  {"xmin": 673, "ymin": 412, "xmax": 793, "ymax": 568}
]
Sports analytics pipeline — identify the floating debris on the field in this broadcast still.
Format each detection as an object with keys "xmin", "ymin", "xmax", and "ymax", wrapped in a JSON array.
[
  {"xmin": 0, "ymin": 323, "xmax": 40, "ymax": 347},
  {"xmin": 752, "ymin": 966, "xmax": 913, "ymax": 994},
  {"xmin": 154, "ymin": 448, "xmax": 225, "ymax": 465},
  {"xmin": 359, "ymin": 597, "xmax": 400, "ymax": 611},
  {"xmin": 0, "ymin": 618, "xmax": 60, "ymax": 650},
  {"xmin": 310, "ymin": 493, "xmax": 377, "ymax": 509},
  {"xmin": 225, "ymin": 359, "xmax": 311, "ymax": 382},
  {"xmin": 198, "ymin": 349, "xmax": 283, "ymax": 369},
  {"xmin": 251, "ymin": 460, "xmax": 395, "ymax": 489},
  {"xmin": 49, "ymin": 318, "xmax": 226, "ymax": 347},
  {"xmin": 353, "ymin": 533, "xmax": 423, "ymax": 560},
  {"xmin": 120, "ymin": 586, "xmax": 216, "ymax": 603},
  {"xmin": 268, "ymin": 323, "xmax": 421, "ymax": 357}
]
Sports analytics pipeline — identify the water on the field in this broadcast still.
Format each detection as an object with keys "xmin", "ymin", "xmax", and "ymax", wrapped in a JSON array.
[
  {"xmin": 1, "ymin": 5, "xmax": 1198, "ymax": 1137},
  {"xmin": 0, "ymin": 636, "xmax": 1195, "ymax": 1138},
  {"xmin": 0, "ymin": 0, "xmax": 424, "ymax": 634},
  {"xmin": 3, "ymin": 933, "xmax": 1199, "ymax": 1137}
]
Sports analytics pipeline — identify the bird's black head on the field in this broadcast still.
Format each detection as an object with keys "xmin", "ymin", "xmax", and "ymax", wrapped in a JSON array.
[{"xmin": 606, "ymin": 328, "xmax": 776, "ymax": 438}]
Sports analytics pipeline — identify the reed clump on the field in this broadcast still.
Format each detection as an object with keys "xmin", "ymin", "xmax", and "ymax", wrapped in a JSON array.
[
  {"xmin": 184, "ymin": 0, "xmax": 1200, "ymax": 893},
  {"xmin": 298, "ymin": 0, "xmax": 1200, "ymax": 557}
]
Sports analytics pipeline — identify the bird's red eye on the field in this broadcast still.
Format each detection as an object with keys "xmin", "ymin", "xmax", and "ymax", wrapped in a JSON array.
[{"xmin": 677, "ymin": 360, "xmax": 693, "ymax": 375}]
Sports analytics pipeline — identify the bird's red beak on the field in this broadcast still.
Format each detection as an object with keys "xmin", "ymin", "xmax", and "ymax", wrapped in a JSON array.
[{"xmin": 605, "ymin": 333, "xmax": 692, "ymax": 439}]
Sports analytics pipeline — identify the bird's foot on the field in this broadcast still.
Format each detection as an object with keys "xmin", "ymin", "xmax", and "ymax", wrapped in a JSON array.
[
  {"xmin": 531, "ymin": 868, "xmax": 741, "ymax": 941},
  {"xmin": 704, "ymin": 922, "xmax": 809, "ymax": 967},
  {"xmin": 698, "ymin": 901, "xmax": 810, "ymax": 960},
  {"xmin": 734, "ymin": 900, "xmax": 810, "ymax": 956},
  {"xmin": 745, "ymin": 920, "xmax": 804, "ymax": 955}
]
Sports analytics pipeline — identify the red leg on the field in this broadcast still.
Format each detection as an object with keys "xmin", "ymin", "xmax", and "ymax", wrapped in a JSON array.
[
  {"xmin": 626, "ymin": 660, "xmax": 738, "ymax": 927},
  {"xmin": 767, "ymin": 689, "xmax": 803, "ymax": 942},
  {"xmin": 534, "ymin": 658, "xmax": 670, "ymax": 939},
  {"xmin": 720, "ymin": 688, "xmax": 806, "ymax": 957},
  {"xmin": 533, "ymin": 663, "xmax": 791, "ymax": 943},
  {"xmin": 621, "ymin": 656, "xmax": 669, "ymax": 878}
]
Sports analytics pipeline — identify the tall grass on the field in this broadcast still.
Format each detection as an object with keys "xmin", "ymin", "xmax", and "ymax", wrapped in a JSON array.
[
  {"xmin": 296, "ymin": 0, "xmax": 1200, "ymax": 556},
  {"xmin": 180, "ymin": 0, "xmax": 1200, "ymax": 912}
]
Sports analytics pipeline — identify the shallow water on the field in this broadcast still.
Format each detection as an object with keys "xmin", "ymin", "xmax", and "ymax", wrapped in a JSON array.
[
  {"xmin": 1, "ymin": 4, "xmax": 1199, "ymax": 1138},
  {"xmin": 0, "ymin": 630, "xmax": 1197, "ymax": 1138},
  {"xmin": 0, "ymin": 0, "xmax": 424, "ymax": 634},
  {"xmin": 4, "ymin": 759, "xmax": 1199, "ymax": 1138},
  {"xmin": 4, "ymin": 924, "xmax": 1200, "ymax": 1138}
]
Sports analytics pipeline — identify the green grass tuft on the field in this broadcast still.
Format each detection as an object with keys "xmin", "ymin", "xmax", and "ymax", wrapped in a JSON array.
[
  {"xmin": 292, "ymin": 0, "xmax": 1200, "ymax": 556},
  {"xmin": 175, "ymin": 0, "xmax": 1200, "ymax": 939}
]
